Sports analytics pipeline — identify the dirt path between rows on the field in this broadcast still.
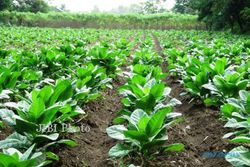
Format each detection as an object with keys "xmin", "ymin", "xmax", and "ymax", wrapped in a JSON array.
[
  {"xmin": 151, "ymin": 34, "xmax": 233, "ymax": 167},
  {"xmin": 52, "ymin": 78, "xmax": 125, "ymax": 167}
]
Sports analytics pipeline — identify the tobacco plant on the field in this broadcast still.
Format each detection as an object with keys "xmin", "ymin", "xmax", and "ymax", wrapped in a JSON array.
[{"xmin": 107, "ymin": 109, "xmax": 184, "ymax": 158}]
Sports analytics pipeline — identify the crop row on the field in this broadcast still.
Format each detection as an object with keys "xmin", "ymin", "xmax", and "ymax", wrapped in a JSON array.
[
  {"xmin": 156, "ymin": 30, "xmax": 250, "ymax": 166},
  {"xmin": 0, "ymin": 29, "xmax": 138, "ymax": 166},
  {"xmin": 106, "ymin": 35, "xmax": 184, "ymax": 166}
]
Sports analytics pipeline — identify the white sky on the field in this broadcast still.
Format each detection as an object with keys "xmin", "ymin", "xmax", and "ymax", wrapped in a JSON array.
[{"xmin": 48, "ymin": 0, "xmax": 176, "ymax": 12}]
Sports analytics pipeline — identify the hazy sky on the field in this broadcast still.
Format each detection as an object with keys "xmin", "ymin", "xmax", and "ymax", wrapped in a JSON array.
[{"xmin": 48, "ymin": 0, "xmax": 176, "ymax": 12}]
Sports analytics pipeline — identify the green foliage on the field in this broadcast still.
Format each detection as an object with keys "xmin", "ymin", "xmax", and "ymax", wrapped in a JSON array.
[
  {"xmin": 0, "ymin": 79, "xmax": 79, "ymax": 149},
  {"xmin": 133, "ymin": 48, "xmax": 162, "ymax": 66},
  {"xmin": 0, "ymin": 144, "xmax": 49, "ymax": 167},
  {"xmin": 0, "ymin": 0, "xmax": 12, "ymax": 11},
  {"xmin": 0, "ymin": 11, "xmax": 202, "ymax": 30},
  {"xmin": 140, "ymin": 0, "xmax": 166, "ymax": 14},
  {"xmin": 107, "ymin": 109, "xmax": 183, "ymax": 158},
  {"xmin": 74, "ymin": 63, "xmax": 112, "ymax": 102},
  {"xmin": 222, "ymin": 90, "xmax": 250, "ymax": 167},
  {"xmin": 0, "ymin": 66, "xmax": 21, "ymax": 91},
  {"xmin": 12, "ymin": 0, "xmax": 49, "ymax": 13},
  {"xmin": 88, "ymin": 45, "xmax": 123, "ymax": 77},
  {"xmin": 225, "ymin": 146, "xmax": 250, "ymax": 167},
  {"xmin": 128, "ymin": 64, "xmax": 167, "ymax": 81},
  {"xmin": 0, "ymin": 27, "xmax": 137, "ymax": 165},
  {"xmin": 222, "ymin": 90, "xmax": 250, "ymax": 143},
  {"xmin": 174, "ymin": 0, "xmax": 250, "ymax": 32},
  {"xmin": 203, "ymin": 72, "xmax": 248, "ymax": 106},
  {"xmin": 160, "ymin": 30, "xmax": 250, "ymax": 167},
  {"xmin": 173, "ymin": 0, "xmax": 196, "ymax": 14},
  {"xmin": 119, "ymin": 76, "xmax": 180, "ymax": 115}
]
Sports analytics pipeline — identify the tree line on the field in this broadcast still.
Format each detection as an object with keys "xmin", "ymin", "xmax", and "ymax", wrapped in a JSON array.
[
  {"xmin": 0, "ymin": 0, "xmax": 168, "ymax": 14},
  {"xmin": 173, "ymin": 0, "xmax": 250, "ymax": 32},
  {"xmin": 1, "ymin": 0, "xmax": 249, "ymax": 32},
  {"xmin": 0, "ymin": 0, "xmax": 54, "ymax": 13}
]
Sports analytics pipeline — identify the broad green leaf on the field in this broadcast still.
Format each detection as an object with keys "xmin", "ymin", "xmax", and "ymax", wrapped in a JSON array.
[
  {"xmin": 106, "ymin": 125, "xmax": 127, "ymax": 140},
  {"xmin": 130, "ymin": 109, "xmax": 148, "ymax": 128},
  {"xmin": 0, "ymin": 132, "xmax": 30, "ymax": 149},
  {"xmin": 0, "ymin": 109, "xmax": 15, "ymax": 126},
  {"xmin": 29, "ymin": 97, "xmax": 45, "ymax": 121},
  {"xmin": 150, "ymin": 83, "xmax": 165, "ymax": 99},
  {"xmin": 124, "ymin": 130, "xmax": 148, "ymax": 142},
  {"xmin": 146, "ymin": 109, "xmax": 168, "ymax": 137},
  {"xmin": 49, "ymin": 80, "xmax": 73, "ymax": 106},
  {"xmin": 226, "ymin": 146, "xmax": 250, "ymax": 167},
  {"xmin": 108, "ymin": 143, "xmax": 131, "ymax": 158}
]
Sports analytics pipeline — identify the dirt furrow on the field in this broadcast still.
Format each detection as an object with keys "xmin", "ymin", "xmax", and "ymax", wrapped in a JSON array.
[{"xmin": 52, "ymin": 78, "xmax": 125, "ymax": 167}]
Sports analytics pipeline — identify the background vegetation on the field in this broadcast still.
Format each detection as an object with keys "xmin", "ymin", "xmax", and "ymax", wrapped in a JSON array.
[
  {"xmin": 174, "ymin": 0, "xmax": 250, "ymax": 33},
  {"xmin": 0, "ymin": 0, "xmax": 249, "ymax": 32},
  {"xmin": 0, "ymin": 11, "xmax": 202, "ymax": 29}
]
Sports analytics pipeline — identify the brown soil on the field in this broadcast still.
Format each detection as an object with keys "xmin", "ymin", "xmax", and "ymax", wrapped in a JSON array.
[
  {"xmin": 161, "ymin": 79, "xmax": 234, "ymax": 167},
  {"xmin": 0, "ymin": 125, "xmax": 12, "ymax": 140}
]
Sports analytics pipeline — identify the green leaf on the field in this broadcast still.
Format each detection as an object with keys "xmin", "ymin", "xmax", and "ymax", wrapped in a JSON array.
[
  {"xmin": 225, "ymin": 146, "xmax": 250, "ymax": 167},
  {"xmin": 39, "ymin": 105, "xmax": 61, "ymax": 124},
  {"xmin": 0, "ymin": 153, "xmax": 19, "ymax": 165},
  {"xmin": 130, "ymin": 109, "xmax": 148, "ymax": 128},
  {"xmin": 49, "ymin": 80, "xmax": 73, "ymax": 106},
  {"xmin": 106, "ymin": 125, "xmax": 127, "ymax": 140},
  {"xmin": 239, "ymin": 90, "xmax": 248, "ymax": 101},
  {"xmin": 0, "ymin": 132, "xmax": 30, "ymax": 149},
  {"xmin": 146, "ymin": 109, "xmax": 168, "ymax": 137},
  {"xmin": 231, "ymin": 136, "xmax": 250, "ymax": 143},
  {"xmin": 35, "ymin": 133, "xmax": 59, "ymax": 141},
  {"xmin": 0, "ymin": 109, "xmax": 15, "ymax": 126},
  {"xmin": 150, "ymin": 83, "xmax": 165, "ymax": 99},
  {"xmin": 215, "ymin": 58, "xmax": 227, "ymax": 75},
  {"xmin": 39, "ymin": 86, "xmax": 53, "ymax": 104},
  {"xmin": 136, "ymin": 94, "xmax": 156, "ymax": 112},
  {"xmin": 221, "ymin": 104, "xmax": 236, "ymax": 117},
  {"xmin": 124, "ymin": 130, "xmax": 148, "ymax": 142},
  {"xmin": 108, "ymin": 143, "xmax": 131, "ymax": 158},
  {"xmin": 15, "ymin": 116, "xmax": 38, "ymax": 135},
  {"xmin": 138, "ymin": 117, "xmax": 150, "ymax": 132},
  {"xmin": 0, "ymin": 121, "xmax": 3, "ymax": 128},
  {"xmin": 29, "ymin": 97, "xmax": 45, "ymax": 121},
  {"xmin": 58, "ymin": 139, "xmax": 77, "ymax": 147},
  {"xmin": 236, "ymin": 80, "xmax": 248, "ymax": 90},
  {"xmin": 46, "ymin": 152, "xmax": 59, "ymax": 161},
  {"xmin": 224, "ymin": 118, "xmax": 249, "ymax": 129},
  {"xmin": 164, "ymin": 143, "xmax": 185, "ymax": 152},
  {"xmin": 21, "ymin": 144, "xmax": 36, "ymax": 160}
]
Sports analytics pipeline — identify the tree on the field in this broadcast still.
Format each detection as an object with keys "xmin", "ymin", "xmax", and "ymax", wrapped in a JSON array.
[
  {"xmin": 173, "ymin": 0, "xmax": 250, "ymax": 32},
  {"xmin": 140, "ymin": 0, "xmax": 167, "ymax": 14},
  {"xmin": 0, "ymin": 0, "xmax": 12, "ymax": 11},
  {"xmin": 12, "ymin": 0, "xmax": 49, "ymax": 13},
  {"xmin": 173, "ymin": 0, "xmax": 195, "ymax": 14},
  {"xmin": 142, "ymin": 0, "xmax": 158, "ymax": 14},
  {"xmin": 223, "ymin": 0, "xmax": 250, "ymax": 32}
]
